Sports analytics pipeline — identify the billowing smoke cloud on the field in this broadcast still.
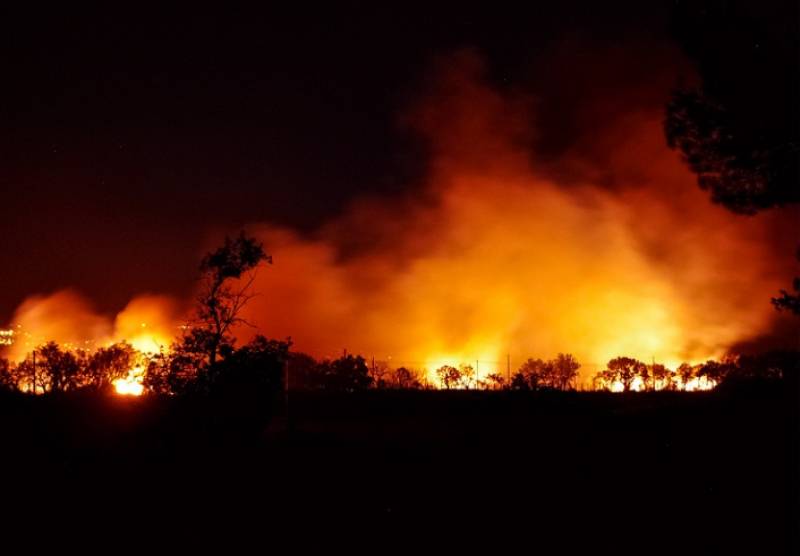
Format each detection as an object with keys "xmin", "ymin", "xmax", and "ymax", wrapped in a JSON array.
[
  {"xmin": 3, "ymin": 49, "xmax": 796, "ymax": 386},
  {"xmin": 5, "ymin": 290, "xmax": 183, "ymax": 361},
  {"xmin": 6, "ymin": 290, "xmax": 112, "ymax": 360},
  {"xmin": 234, "ymin": 51, "xmax": 797, "ymax": 383}
]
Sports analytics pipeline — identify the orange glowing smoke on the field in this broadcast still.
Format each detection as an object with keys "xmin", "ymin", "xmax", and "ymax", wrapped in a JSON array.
[
  {"xmin": 2, "ymin": 52, "xmax": 796, "ymax": 390},
  {"xmin": 232, "ymin": 52, "xmax": 796, "ymax": 386},
  {"xmin": 4, "ymin": 291, "xmax": 182, "ymax": 395},
  {"xmin": 5, "ymin": 291, "xmax": 180, "ymax": 362}
]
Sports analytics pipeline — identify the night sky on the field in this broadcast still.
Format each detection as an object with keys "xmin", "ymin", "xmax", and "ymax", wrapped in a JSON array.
[{"xmin": 0, "ymin": 2, "xmax": 746, "ymax": 321}]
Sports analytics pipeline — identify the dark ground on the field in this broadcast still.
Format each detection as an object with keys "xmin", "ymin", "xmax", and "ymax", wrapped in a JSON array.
[{"xmin": 0, "ymin": 385, "xmax": 796, "ymax": 554}]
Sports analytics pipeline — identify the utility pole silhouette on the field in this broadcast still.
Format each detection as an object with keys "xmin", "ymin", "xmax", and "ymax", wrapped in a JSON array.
[
  {"xmin": 506, "ymin": 353, "xmax": 510, "ymax": 384},
  {"xmin": 32, "ymin": 349, "xmax": 36, "ymax": 395}
]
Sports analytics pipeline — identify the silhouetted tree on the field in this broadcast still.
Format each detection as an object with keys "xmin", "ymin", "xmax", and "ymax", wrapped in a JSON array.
[
  {"xmin": 509, "ymin": 372, "xmax": 530, "ymax": 391},
  {"xmin": 728, "ymin": 351, "xmax": 796, "ymax": 385},
  {"xmin": 143, "ymin": 335, "xmax": 206, "ymax": 395},
  {"xmin": 592, "ymin": 370, "xmax": 613, "ymax": 391},
  {"xmin": 666, "ymin": 2, "xmax": 800, "ymax": 311},
  {"xmin": 459, "ymin": 365, "xmax": 475, "ymax": 389},
  {"xmin": 83, "ymin": 342, "xmax": 136, "ymax": 391},
  {"xmin": 604, "ymin": 357, "xmax": 646, "ymax": 392},
  {"xmin": 286, "ymin": 351, "xmax": 320, "ymax": 390},
  {"xmin": 697, "ymin": 359, "xmax": 735, "ymax": 386},
  {"xmin": 210, "ymin": 336, "xmax": 287, "ymax": 391},
  {"xmin": 485, "ymin": 373, "xmax": 505, "ymax": 390},
  {"xmin": 518, "ymin": 358, "xmax": 548, "ymax": 390},
  {"xmin": 0, "ymin": 358, "xmax": 14, "ymax": 391},
  {"xmin": 13, "ymin": 358, "xmax": 34, "ymax": 392},
  {"xmin": 436, "ymin": 365, "xmax": 461, "ymax": 390},
  {"xmin": 392, "ymin": 366, "xmax": 422, "ymax": 389},
  {"xmin": 772, "ymin": 249, "xmax": 800, "ymax": 315},
  {"xmin": 192, "ymin": 232, "xmax": 271, "ymax": 371},
  {"xmin": 648, "ymin": 363, "xmax": 674, "ymax": 391},
  {"xmin": 551, "ymin": 353, "xmax": 580, "ymax": 390},
  {"xmin": 666, "ymin": 1, "xmax": 799, "ymax": 213},
  {"xmin": 34, "ymin": 342, "xmax": 81, "ymax": 393},
  {"xmin": 677, "ymin": 363, "xmax": 696, "ymax": 390},
  {"xmin": 368, "ymin": 359, "xmax": 390, "ymax": 388},
  {"xmin": 518, "ymin": 355, "xmax": 580, "ymax": 390},
  {"xmin": 318, "ymin": 354, "xmax": 372, "ymax": 392}
]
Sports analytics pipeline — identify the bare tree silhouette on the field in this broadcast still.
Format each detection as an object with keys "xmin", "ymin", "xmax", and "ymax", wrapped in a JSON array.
[
  {"xmin": 436, "ymin": 365, "xmax": 461, "ymax": 390},
  {"xmin": 193, "ymin": 232, "xmax": 271, "ymax": 370}
]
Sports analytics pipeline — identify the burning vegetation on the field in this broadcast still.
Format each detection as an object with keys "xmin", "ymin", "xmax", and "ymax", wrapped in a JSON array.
[{"xmin": 0, "ymin": 53, "xmax": 796, "ymax": 397}]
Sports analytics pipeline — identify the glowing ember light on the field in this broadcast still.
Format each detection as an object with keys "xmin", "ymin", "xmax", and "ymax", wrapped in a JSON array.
[
  {"xmin": 0, "ymin": 329, "xmax": 13, "ymax": 346},
  {"xmin": 113, "ymin": 366, "xmax": 145, "ymax": 396},
  {"xmin": 684, "ymin": 376, "xmax": 716, "ymax": 392},
  {"xmin": 605, "ymin": 374, "xmax": 716, "ymax": 393},
  {"xmin": 126, "ymin": 332, "xmax": 168, "ymax": 355}
]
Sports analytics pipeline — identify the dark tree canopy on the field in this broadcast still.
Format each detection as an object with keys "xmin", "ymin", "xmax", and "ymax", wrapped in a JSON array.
[
  {"xmin": 772, "ymin": 248, "xmax": 800, "ymax": 314},
  {"xmin": 515, "ymin": 354, "xmax": 580, "ymax": 391},
  {"xmin": 318, "ymin": 354, "xmax": 373, "ymax": 392},
  {"xmin": 666, "ymin": 1, "xmax": 800, "ymax": 314},
  {"xmin": 193, "ymin": 232, "xmax": 271, "ymax": 369},
  {"xmin": 36, "ymin": 341, "xmax": 82, "ymax": 393},
  {"xmin": 200, "ymin": 233, "xmax": 272, "ymax": 281},
  {"xmin": 604, "ymin": 357, "xmax": 646, "ymax": 393},
  {"xmin": 436, "ymin": 365, "xmax": 462, "ymax": 390},
  {"xmin": 0, "ymin": 358, "xmax": 13, "ymax": 391},
  {"xmin": 84, "ymin": 342, "xmax": 136, "ymax": 390},
  {"xmin": 665, "ymin": 0, "xmax": 799, "ymax": 214}
]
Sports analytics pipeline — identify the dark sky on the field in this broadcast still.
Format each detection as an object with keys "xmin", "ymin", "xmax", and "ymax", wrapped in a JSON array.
[{"xmin": 0, "ymin": 3, "xmax": 687, "ymax": 321}]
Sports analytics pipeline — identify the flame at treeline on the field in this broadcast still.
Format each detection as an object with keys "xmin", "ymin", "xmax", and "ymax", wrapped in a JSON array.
[
  {"xmin": 236, "ymin": 53, "xmax": 796, "ymax": 385},
  {"xmin": 2, "ymin": 292, "xmax": 182, "ymax": 394},
  {"xmin": 1, "ymin": 52, "xmax": 796, "ymax": 391}
]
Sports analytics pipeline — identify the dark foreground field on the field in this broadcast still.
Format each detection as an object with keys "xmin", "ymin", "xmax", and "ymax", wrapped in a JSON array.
[{"xmin": 0, "ymin": 385, "xmax": 796, "ymax": 553}]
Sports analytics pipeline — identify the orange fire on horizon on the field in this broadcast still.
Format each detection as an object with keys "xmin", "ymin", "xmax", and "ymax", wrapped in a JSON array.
[
  {"xmin": 1, "ymin": 53, "xmax": 796, "ymax": 394},
  {"xmin": 2, "ymin": 292, "xmax": 181, "ymax": 395},
  {"xmin": 113, "ymin": 366, "xmax": 146, "ymax": 396},
  {"xmin": 233, "ymin": 53, "xmax": 795, "ymax": 386}
]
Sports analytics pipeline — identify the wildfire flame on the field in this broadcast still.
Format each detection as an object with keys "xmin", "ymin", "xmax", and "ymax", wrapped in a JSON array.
[
  {"xmin": 233, "ymin": 53, "xmax": 795, "ymax": 385},
  {"xmin": 606, "ymin": 376, "xmax": 715, "ymax": 393},
  {"xmin": 1, "ymin": 53, "xmax": 795, "ymax": 393},
  {"xmin": 113, "ymin": 366, "xmax": 146, "ymax": 396},
  {"xmin": 2, "ymin": 292, "xmax": 180, "ymax": 396}
]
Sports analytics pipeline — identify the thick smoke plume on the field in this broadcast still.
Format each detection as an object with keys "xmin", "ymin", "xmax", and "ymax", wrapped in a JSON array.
[
  {"xmin": 4, "ymin": 50, "xmax": 797, "ymax": 386},
  {"xmin": 5, "ymin": 290, "xmax": 182, "ymax": 361},
  {"xmin": 237, "ymin": 52, "xmax": 796, "ymax": 382}
]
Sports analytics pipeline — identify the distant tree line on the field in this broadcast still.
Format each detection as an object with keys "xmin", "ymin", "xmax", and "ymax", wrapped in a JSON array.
[
  {"xmin": 592, "ymin": 353, "xmax": 795, "ymax": 392},
  {"xmin": 0, "ymin": 346, "xmax": 795, "ymax": 396},
  {"xmin": 0, "ymin": 341, "xmax": 136, "ymax": 393},
  {"xmin": 0, "ymin": 233, "xmax": 794, "ymax": 397},
  {"xmin": 0, "ymin": 233, "xmax": 289, "ymax": 408},
  {"xmin": 0, "ymin": 335, "xmax": 287, "ymax": 396}
]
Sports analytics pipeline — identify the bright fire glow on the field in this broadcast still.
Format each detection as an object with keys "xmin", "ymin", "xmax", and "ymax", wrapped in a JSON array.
[
  {"xmin": 113, "ymin": 366, "xmax": 145, "ymax": 396},
  {"xmin": 1, "ymin": 54, "xmax": 794, "ymax": 393},
  {"xmin": 684, "ymin": 376, "xmax": 716, "ymax": 392},
  {"xmin": 607, "ymin": 376, "xmax": 715, "ymax": 393},
  {"xmin": 2, "ymin": 293, "xmax": 180, "ymax": 396},
  {"xmin": 232, "ymin": 54, "xmax": 793, "ymax": 386}
]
